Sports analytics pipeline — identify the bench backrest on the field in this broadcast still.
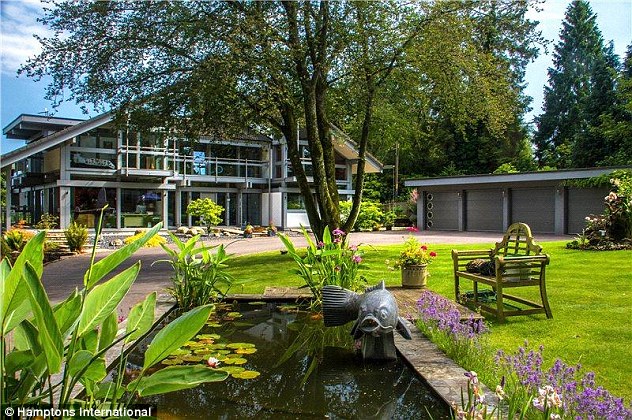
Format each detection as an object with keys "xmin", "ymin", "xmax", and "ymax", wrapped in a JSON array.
[{"xmin": 493, "ymin": 222, "xmax": 543, "ymax": 257}]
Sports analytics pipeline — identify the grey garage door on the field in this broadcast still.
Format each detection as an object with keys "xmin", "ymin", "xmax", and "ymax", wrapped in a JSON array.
[
  {"xmin": 425, "ymin": 191, "xmax": 459, "ymax": 230},
  {"xmin": 466, "ymin": 189, "xmax": 503, "ymax": 232},
  {"xmin": 567, "ymin": 187, "xmax": 608, "ymax": 234},
  {"xmin": 511, "ymin": 187, "xmax": 555, "ymax": 233}
]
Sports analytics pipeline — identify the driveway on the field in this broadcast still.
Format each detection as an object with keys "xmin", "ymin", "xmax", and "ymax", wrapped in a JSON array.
[{"xmin": 41, "ymin": 229, "xmax": 568, "ymax": 316}]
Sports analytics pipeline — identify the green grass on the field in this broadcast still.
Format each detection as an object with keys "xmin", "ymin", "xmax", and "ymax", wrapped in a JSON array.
[{"xmin": 226, "ymin": 240, "xmax": 632, "ymax": 402}]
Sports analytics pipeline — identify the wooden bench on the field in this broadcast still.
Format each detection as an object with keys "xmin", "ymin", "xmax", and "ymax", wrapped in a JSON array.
[{"xmin": 451, "ymin": 223, "xmax": 552, "ymax": 322}]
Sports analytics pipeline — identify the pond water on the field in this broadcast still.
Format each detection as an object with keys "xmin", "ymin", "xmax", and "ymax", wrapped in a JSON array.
[{"xmin": 130, "ymin": 302, "xmax": 450, "ymax": 419}]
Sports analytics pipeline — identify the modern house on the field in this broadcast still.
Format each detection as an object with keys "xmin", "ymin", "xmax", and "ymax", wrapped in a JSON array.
[
  {"xmin": 1, "ymin": 113, "xmax": 381, "ymax": 230},
  {"xmin": 405, "ymin": 167, "xmax": 631, "ymax": 235}
]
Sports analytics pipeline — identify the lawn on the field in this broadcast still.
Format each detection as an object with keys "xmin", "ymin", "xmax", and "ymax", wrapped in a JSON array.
[{"xmin": 227, "ymin": 239, "xmax": 632, "ymax": 402}]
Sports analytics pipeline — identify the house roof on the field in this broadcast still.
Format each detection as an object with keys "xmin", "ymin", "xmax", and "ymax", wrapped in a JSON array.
[
  {"xmin": 404, "ymin": 166, "xmax": 632, "ymax": 188},
  {"xmin": 1, "ymin": 112, "xmax": 114, "ymax": 169},
  {"xmin": 3, "ymin": 114, "xmax": 85, "ymax": 141}
]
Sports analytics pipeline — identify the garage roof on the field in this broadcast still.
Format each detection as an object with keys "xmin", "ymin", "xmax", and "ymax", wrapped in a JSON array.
[{"xmin": 404, "ymin": 167, "xmax": 632, "ymax": 188}]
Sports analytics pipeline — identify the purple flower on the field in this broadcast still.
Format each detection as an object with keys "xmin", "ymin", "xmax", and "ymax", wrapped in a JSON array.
[
  {"xmin": 352, "ymin": 255, "xmax": 362, "ymax": 264},
  {"xmin": 317, "ymin": 241, "xmax": 325, "ymax": 249},
  {"xmin": 332, "ymin": 228, "xmax": 345, "ymax": 236}
]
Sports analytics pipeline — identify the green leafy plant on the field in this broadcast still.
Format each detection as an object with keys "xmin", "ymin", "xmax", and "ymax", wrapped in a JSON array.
[
  {"xmin": 0, "ymin": 223, "xmax": 227, "ymax": 412},
  {"xmin": 278, "ymin": 226, "xmax": 366, "ymax": 309},
  {"xmin": 157, "ymin": 233, "xmax": 242, "ymax": 309},
  {"xmin": 65, "ymin": 221, "xmax": 89, "ymax": 252},
  {"xmin": 395, "ymin": 236, "xmax": 437, "ymax": 268},
  {"xmin": 340, "ymin": 200, "xmax": 384, "ymax": 231},
  {"xmin": 186, "ymin": 198, "xmax": 224, "ymax": 228},
  {"xmin": 2, "ymin": 228, "xmax": 34, "ymax": 253},
  {"xmin": 383, "ymin": 210, "xmax": 396, "ymax": 228},
  {"xmin": 34, "ymin": 213, "xmax": 59, "ymax": 229}
]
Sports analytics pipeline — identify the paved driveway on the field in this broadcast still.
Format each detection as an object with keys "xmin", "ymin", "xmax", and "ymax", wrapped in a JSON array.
[{"xmin": 41, "ymin": 229, "xmax": 567, "ymax": 316}]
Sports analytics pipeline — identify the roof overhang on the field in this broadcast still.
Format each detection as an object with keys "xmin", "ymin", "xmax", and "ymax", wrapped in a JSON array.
[
  {"xmin": 1, "ymin": 112, "xmax": 114, "ymax": 169},
  {"xmin": 404, "ymin": 167, "xmax": 632, "ymax": 189},
  {"xmin": 329, "ymin": 125, "xmax": 383, "ymax": 174},
  {"xmin": 3, "ymin": 114, "xmax": 85, "ymax": 141}
]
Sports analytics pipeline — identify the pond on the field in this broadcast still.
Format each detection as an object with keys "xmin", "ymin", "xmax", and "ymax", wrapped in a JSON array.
[{"xmin": 129, "ymin": 302, "xmax": 450, "ymax": 419}]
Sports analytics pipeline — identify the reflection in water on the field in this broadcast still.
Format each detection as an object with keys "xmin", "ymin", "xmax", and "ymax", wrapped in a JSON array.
[{"xmin": 137, "ymin": 303, "xmax": 450, "ymax": 419}]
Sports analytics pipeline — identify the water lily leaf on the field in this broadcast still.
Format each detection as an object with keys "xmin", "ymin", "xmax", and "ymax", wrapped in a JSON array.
[
  {"xmin": 183, "ymin": 341, "xmax": 198, "ymax": 347},
  {"xmin": 236, "ymin": 348, "xmax": 257, "ymax": 355},
  {"xmin": 161, "ymin": 359, "xmax": 182, "ymax": 366},
  {"xmin": 208, "ymin": 343, "xmax": 227, "ymax": 349},
  {"xmin": 225, "ymin": 312, "xmax": 242, "ymax": 318},
  {"xmin": 247, "ymin": 301, "xmax": 266, "ymax": 306},
  {"xmin": 216, "ymin": 350, "xmax": 231, "ymax": 355},
  {"xmin": 170, "ymin": 348, "xmax": 190, "ymax": 356},
  {"xmin": 193, "ymin": 348, "xmax": 213, "ymax": 355},
  {"xmin": 224, "ymin": 353, "xmax": 241, "ymax": 358},
  {"xmin": 196, "ymin": 334, "xmax": 221, "ymax": 340},
  {"xmin": 232, "ymin": 370, "xmax": 261, "ymax": 380},
  {"xmin": 219, "ymin": 366, "xmax": 245, "ymax": 374},
  {"xmin": 226, "ymin": 342, "xmax": 255, "ymax": 349},
  {"xmin": 181, "ymin": 354, "xmax": 205, "ymax": 362},
  {"xmin": 206, "ymin": 322, "xmax": 222, "ymax": 328},
  {"xmin": 223, "ymin": 357, "xmax": 247, "ymax": 365}
]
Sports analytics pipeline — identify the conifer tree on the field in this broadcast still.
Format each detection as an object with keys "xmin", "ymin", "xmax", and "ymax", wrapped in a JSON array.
[{"xmin": 534, "ymin": 0, "xmax": 617, "ymax": 168}]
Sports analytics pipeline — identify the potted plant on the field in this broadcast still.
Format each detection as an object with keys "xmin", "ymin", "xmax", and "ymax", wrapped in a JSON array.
[
  {"xmin": 395, "ymin": 236, "xmax": 437, "ymax": 288},
  {"xmin": 243, "ymin": 224, "xmax": 254, "ymax": 238},
  {"xmin": 267, "ymin": 222, "xmax": 278, "ymax": 237}
]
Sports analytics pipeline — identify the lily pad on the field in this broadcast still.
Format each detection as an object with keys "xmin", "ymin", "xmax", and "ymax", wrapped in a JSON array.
[
  {"xmin": 206, "ymin": 322, "xmax": 222, "ymax": 328},
  {"xmin": 196, "ymin": 333, "xmax": 221, "ymax": 340},
  {"xmin": 181, "ymin": 354, "xmax": 205, "ymax": 362},
  {"xmin": 223, "ymin": 357, "xmax": 247, "ymax": 365},
  {"xmin": 208, "ymin": 343, "xmax": 227, "ymax": 349},
  {"xmin": 170, "ymin": 348, "xmax": 191, "ymax": 356},
  {"xmin": 219, "ymin": 366, "xmax": 245, "ymax": 374},
  {"xmin": 226, "ymin": 342, "xmax": 255, "ymax": 349},
  {"xmin": 232, "ymin": 370, "xmax": 261, "ymax": 379},
  {"xmin": 193, "ymin": 348, "xmax": 213, "ymax": 355},
  {"xmin": 247, "ymin": 301, "xmax": 266, "ymax": 306},
  {"xmin": 225, "ymin": 312, "xmax": 243, "ymax": 319},
  {"xmin": 235, "ymin": 348, "xmax": 257, "ymax": 355},
  {"xmin": 224, "ymin": 353, "xmax": 242, "ymax": 359},
  {"xmin": 161, "ymin": 358, "xmax": 182, "ymax": 366},
  {"xmin": 216, "ymin": 350, "xmax": 231, "ymax": 355}
]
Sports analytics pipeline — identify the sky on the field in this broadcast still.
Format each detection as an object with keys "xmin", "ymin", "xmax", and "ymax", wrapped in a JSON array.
[{"xmin": 1, "ymin": 0, "xmax": 631, "ymax": 154}]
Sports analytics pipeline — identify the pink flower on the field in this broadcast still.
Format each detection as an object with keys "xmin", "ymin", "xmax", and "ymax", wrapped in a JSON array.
[
  {"xmin": 317, "ymin": 241, "xmax": 325, "ymax": 249},
  {"xmin": 352, "ymin": 255, "xmax": 362, "ymax": 264},
  {"xmin": 429, "ymin": 251, "xmax": 437, "ymax": 257},
  {"xmin": 332, "ymin": 228, "xmax": 345, "ymax": 236},
  {"xmin": 406, "ymin": 226, "xmax": 419, "ymax": 232},
  {"xmin": 421, "ymin": 245, "xmax": 428, "ymax": 251},
  {"xmin": 348, "ymin": 245, "xmax": 358, "ymax": 251},
  {"xmin": 207, "ymin": 357, "xmax": 221, "ymax": 368}
]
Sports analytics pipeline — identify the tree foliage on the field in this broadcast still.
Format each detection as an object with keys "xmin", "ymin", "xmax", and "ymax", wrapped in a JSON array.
[
  {"xmin": 533, "ymin": 0, "xmax": 619, "ymax": 168},
  {"xmin": 22, "ymin": 1, "xmax": 544, "ymax": 237}
]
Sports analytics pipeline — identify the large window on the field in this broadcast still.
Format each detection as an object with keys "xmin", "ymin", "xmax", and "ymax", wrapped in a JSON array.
[
  {"xmin": 121, "ymin": 189, "xmax": 163, "ymax": 228},
  {"xmin": 73, "ymin": 187, "xmax": 116, "ymax": 228}
]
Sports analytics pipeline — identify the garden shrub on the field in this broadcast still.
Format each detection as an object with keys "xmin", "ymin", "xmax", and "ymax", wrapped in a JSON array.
[
  {"xmin": 340, "ymin": 200, "xmax": 384, "ymax": 231},
  {"xmin": 34, "ymin": 212, "xmax": 59, "ymax": 229},
  {"xmin": 567, "ymin": 170, "xmax": 632, "ymax": 250},
  {"xmin": 65, "ymin": 221, "xmax": 89, "ymax": 252},
  {"xmin": 124, "ymin": 230, "xmax": 167, "ymax": 247},
  {"xmin": 187, "ymin": 198, "xmax": 224, "ymax": 228},
  {"xmin": 2, "ymin": 228, "xmax": 34, "ymax": 253}
]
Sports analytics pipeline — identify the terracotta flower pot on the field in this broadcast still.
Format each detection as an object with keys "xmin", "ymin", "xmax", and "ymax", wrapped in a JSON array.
[{"xmin": 401, "ymin": 264, "xmax": 428, "ymax": 288}]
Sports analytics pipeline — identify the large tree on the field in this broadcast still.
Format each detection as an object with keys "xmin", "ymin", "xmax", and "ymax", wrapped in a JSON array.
[
  {"xmin": 533, "ymin": 0, "xmax": 618, "ymax": 168},
  {"xmin": 23, "ymin": 1, "xmax": 544, "ymax": 237}
]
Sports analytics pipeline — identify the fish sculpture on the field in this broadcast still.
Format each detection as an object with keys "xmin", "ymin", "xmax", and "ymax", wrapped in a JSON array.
[{"xmin": 322, "ymin": 281, "xmax": 411, "ymax": 361}]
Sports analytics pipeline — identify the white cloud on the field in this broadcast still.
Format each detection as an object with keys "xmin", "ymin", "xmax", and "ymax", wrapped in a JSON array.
[{"xmin": 1, "ymin": 0, "xmax": 49, "ymax": 75}]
